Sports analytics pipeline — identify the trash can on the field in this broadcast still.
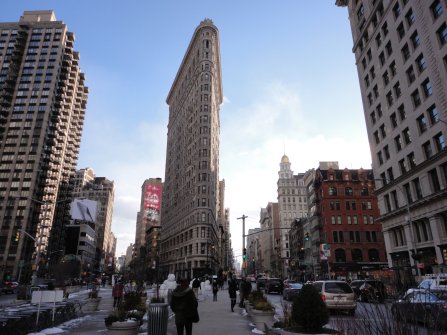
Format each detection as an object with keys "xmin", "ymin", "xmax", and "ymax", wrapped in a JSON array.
[{"xmin": 147, "ymin": 302, "xmax": 169, "ymax": 335}]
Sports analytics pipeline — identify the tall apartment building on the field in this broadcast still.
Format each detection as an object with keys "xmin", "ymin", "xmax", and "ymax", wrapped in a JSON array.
[
  {"xmin": 277, "ymin": 155, "xmax": 308, "ymax": 277},
  {"xmin": 72, "ymin": 168, "xmax": 115, "ymax": 274},
  {"xmin": 160, "ymin": 19, "xmax": 223, "ymax": 279},
  {"xmin": 336, "ymin": 1, "xmax": 447, "ymax": 278},
  {"xmin": 132, "ymin": 178, "xmax": 162, "ymax": 282},
  {"xmin": 259, "ymin": 202, "xmax": 280, "ymax": 275},
  {"xmin": 0, "ymin": 11, "xmax": 87, "ymax": 283}
]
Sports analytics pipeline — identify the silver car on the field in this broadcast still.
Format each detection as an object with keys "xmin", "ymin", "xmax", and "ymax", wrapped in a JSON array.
[{"xmin": 312, "ymin": 280, "xmax": 356, "ymax": 315}]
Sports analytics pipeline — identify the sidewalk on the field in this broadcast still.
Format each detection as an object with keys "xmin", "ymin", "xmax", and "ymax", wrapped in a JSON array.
[{"xmin": 166, "ymin": 289, "xmax": 254, "ymax": 335}]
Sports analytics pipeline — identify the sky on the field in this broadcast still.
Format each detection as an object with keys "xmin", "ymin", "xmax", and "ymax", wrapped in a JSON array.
[{"xmin": 2, "ymin": 1, "xmax": 373, "ymax": 261}]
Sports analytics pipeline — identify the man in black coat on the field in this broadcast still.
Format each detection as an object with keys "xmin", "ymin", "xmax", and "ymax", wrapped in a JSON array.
[
  {"xmin": 227, "ymin": 273, "xmax": 238, "ymax": 312},
  {"xmin": 170, "ymin": 278, "xmax": 198, "ymax": 335},
  {"xmin": 192, "ymin": 277, "xmax": 201, "ymax": 299}
]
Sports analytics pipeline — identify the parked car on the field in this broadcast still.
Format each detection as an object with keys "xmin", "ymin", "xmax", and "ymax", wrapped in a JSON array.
[
  {"xmin": 265, "ymin": 278, "xmax": 284, "ymax": 294},
  {"xmin": 312, "ymin": 280, "xmax": 356, "ymax": 315},
  {"xmin": 350, "ymin": 279, "xmax": 386, "ymax": 302},
  {"xmin": 1, "ymin": 281, "xmax": 18, "ymax": 294},
  {"xmin": 256, "ymin": 277, "xmax": 267, "ymax": 291},
  {"xmin": 283, "ymin": 282, "xmax": 303, "ymax": 301},
  {"xmin": 391, "ymin": 289, "xmax": 447, "ymax": 329}
]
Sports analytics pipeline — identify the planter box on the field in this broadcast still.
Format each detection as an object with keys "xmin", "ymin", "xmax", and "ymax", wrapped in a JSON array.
[
  {"xmin": 251, "ymin": 308, "xmax": 275, "ymax": 332},
  {"xmin": 107, "ymin": 319, "xmax": 139, "ymax": 335},
  {"xmin": 267, "ymin": 326, "xmax": 339, "ymax": 335}
]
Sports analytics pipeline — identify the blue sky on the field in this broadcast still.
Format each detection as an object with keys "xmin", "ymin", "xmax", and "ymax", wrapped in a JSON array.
[{"xmin": 2, "ymin": 1, "xmax": 372, "ymax": 260}]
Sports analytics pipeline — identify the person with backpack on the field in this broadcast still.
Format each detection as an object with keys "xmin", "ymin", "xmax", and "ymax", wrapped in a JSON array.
[
  {"xmin": 170, "ymin": 277, "xmax": 199, "ymax": 335},
  {"xmin": 192, "ymin": 277, "xmax": 201, "ymax": 299}
]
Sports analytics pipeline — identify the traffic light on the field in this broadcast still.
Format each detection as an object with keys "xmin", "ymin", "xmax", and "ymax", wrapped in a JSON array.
[
  {"xmin": 304, "ymin": 232, "xmax": 310, "ymax": 241},
  {"xmin": 242, "ymin": 248, "xmax": 247, "ymax": 260},
  {"xmin": 14, "ymin": 231, "xmax": 20, "ymax": 242}
]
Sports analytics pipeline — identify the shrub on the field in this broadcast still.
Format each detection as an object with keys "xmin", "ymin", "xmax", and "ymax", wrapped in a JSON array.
[
  {"xmin": 291, "ymin": 284, "xmax": 329, "ymax": 333},
  {"xmin": 254, "ymin": 300, "xmax": 274, "ymax": 311},
  {"xmin": 150, "ymin": 296, "xmax": 165, "ymax": 303}
]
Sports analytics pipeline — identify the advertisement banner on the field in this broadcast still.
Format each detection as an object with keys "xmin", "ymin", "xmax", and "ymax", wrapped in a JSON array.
[
  {"xmin": 320, "ymin": 243, "xmax": 331, "ymax": 260},
  {"xmin": 144, "ymin": 183, "xmax": 162, "ymax": 224},
  {"xmin": 70, "ymin": 199, "xmax": 98, "ymax": 223}
]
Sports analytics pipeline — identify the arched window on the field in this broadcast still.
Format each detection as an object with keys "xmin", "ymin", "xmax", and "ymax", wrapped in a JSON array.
[
  {"xmin": 329, "ymin": 187, "xmax": 337, "ymax": 196},
  {"xmin": 352, "ymin": 249, "xmax": 363, "ymax": 262},
  {"xmin": 335, "ymin": 249, "xmax": 346, "ymax": 262},
  {"xmin": 345, "ymin": 187, "xmax": 353, "ymax": 196},
  {"xmin": 368, "ymin": 249, "xmax": 380, "ymax": 262}
]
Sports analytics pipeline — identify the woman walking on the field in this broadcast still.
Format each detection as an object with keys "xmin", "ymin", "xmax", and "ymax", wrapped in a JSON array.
[{"xmin": 212, "ymin": 279, "xmax": 219, "ymax": 301}]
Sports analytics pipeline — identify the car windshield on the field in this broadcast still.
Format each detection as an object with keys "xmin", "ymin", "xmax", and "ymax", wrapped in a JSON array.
[
  {"xmin": 289, "ymin": 283, "xmax": 302, "ymax": 289},
  {"xmin": 412, "ymin": 292, "xmax": 439, "ymax": 302},
  {"xmin": 325, "ymin": 282, "xmax": 353, "ymax": 294}
]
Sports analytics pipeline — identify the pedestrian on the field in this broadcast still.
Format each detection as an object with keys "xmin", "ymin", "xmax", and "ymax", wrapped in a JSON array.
[
  {"xmin": 192, "ymin": 277, "xmax": 201, "ymax": 299},
  {"xmin": 239, "ymin": 277, "xmax": 252, "ymax": 308},
  {"xmin": 228, "ymin": 273, "xmax": 238, "ymax": 312},
  {"xmin": 170, "ymin": 277, "xmax": 199, "ymax": 335},
  {"xmin": 212, "ymin": 279, "xmax": 219, "ymax": 301},
  {"xmin": 112, "ymin": 280, "xmax": 124, "ymax": 308}
]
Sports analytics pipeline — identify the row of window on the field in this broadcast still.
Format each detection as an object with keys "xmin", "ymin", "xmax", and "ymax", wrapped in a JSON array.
[
  {"xmin": 327, "ymin": 186, "xmax": 369, "ymax": 196},
  {"xmin": 383, "ymin": 163, "xmax": 447, "ymax": 217},
  {"xmin": 281, "ymin": 196, "xmax": 307, "ymax": 203},
  {"xmin": 332, "ymin": 230, "xmax": 378, "ymax": 243},
  {"xmin": 330, "ymin": 214, "xmax": 375, "ymax": 225},
  {"xmin": 334, "ymin": 247, "xmax": 380, "ymax": 263},
  {"xmin": 329, "ymin": 200, "xmax": 373, "ymax": 211}
]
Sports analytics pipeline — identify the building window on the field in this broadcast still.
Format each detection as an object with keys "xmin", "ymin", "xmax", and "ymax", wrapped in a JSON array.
[
  {"xmin": 374, "ymin": 131, "xmax": 380, "ymax": 144},
  {"xmin": 377, "ymin": 104, "xmax": 383, "ymax": 118},
  {"xmin": 431, "ymin": 0, "xmax": 444, "ymax": 19},
  {"xmin": 370, "ymin": 66, "xmax": 375, "ymax": 79},
  {"xmin": 423, "ymin": 141, "xmax": 433, "ymax": 159},
  {"xmin": 373, "ymin": 85, "xmax": 379, "ymax": 98},
  {"xmin": 406, "ymin": 65, "xmax": 416, "ymax": 84},
  {"xmin": 413, "ymin": 177, "xmax": 423, "ymax": 199},
  {"xmin": 393, "ymin": 2, "xmax": 401, "ymax": 18},
  {"xmin": 385, "ymin": 41, "xmax": 393, "ymax": 56},
  {"xmin": 407, "ymin": 152, "xmax": 416, "ymax": 168},
  {"xmin": 387, "ymin": 167, "xmax": 394, "ymax": 181},
  {"xmin": 434, "ymin": 132, "xmax": 446, "ymax": 152},
  {"xmin": 345, "ymin": 187, "xmax": 353, "ymax": 196},
  {"xmin": 384, "ymin": 145, "xmax": 390, "ymax": 159},
  {"xmin": 401, "ymin": 43, "xmax": 411, "ymax": 62},
  {"xmin": 403, "ymin": 127, "xmax": 412, "ymax": 144},
  {"xmin": 335, "ymin": 249, "xmax": 346, "ymax": 262},
  {"xmin": 397, "ymin": 22, "xmax": 405, "ymax": 39},
  {"xmin": 398, "ymin": 104, "xmax": 406, "ymax": 120},
  {"xmin": 417, "ymin": 114, "xmax": 428, "ymax": 133},
  {"xmin": 352, "ymin": 248, "xmax": 363, "ymax": 261},
  {"xmin": 370, "ymin": 111, "xmax": 377, "ymax": 124},
  {"xmin": 399, "ymin": 158, "xmax": 408, "ymax": 174},
  {"xmin": 337, "ymin": 215, "xmax": 342, "ymax": 224},
  {"xmin": 382, "ymin": 70, "xmax": 389, "ymax": 85},
  {"xmin": 428, "ymin": 169, "xmax": 441, "ymax": 192},
  {"xmin": 438, "ymin": 23, "xmax": 447, "ymax": 45},
  {"xmin": 428, "ymin": 104, "xmax": 440, "ymax": 124},
  {"xmin": 394, "ymin": 135, "xmax": 403, "ymax": 151},
  {"xmin": 328, "ymin": 187, "xmax": 337, "ymax": 196},
  {"xmin": 406, "ymin": 8, "xmax": 415, "ymax": 26},
  {"xmin": 364, "ymin": 74, "xmax": 370, "ymax": 87},
  {"xmin": 422, "ymin": 79, "xmax": 433, "ymax": 97},
  {"xmin": 379, "ymin": 52, "xmax": 386, "ymax": 66},
  {"xmin": 411, "ymin": 89, "xmax": 421, "ymax": 108},
  {"xmin": 380, "ymin": 124, "xmax": 386, "ymax": 138},
  {"xmin": 416, "ymin": 54, "xmax": 427, "ymax": 72},
  {"xmin": 386, "ymin": 91, "xmax": 393, "ymax": 106},
  {"xmin": 391, "ymin": 112, "xmax": 398, "ymax": 128},
  {"xmin": 331, "ymin": 215, "xmax": 336, "ymax": 224},
  {"xmin": 382, "ymin": 21, "xmax": 389, "ymax": 36},
  {"xmin": 411, "ymin": 31, "xmax": 421, "ymax": 49},
  {"xmin": 376, "ymin": 33, "xmax": 382, "ymax": 47},
  {"xmin": 377, "ymin": 151, "xmax": 383, "ymax": 165},
  {"xmin": 389, "ymin": 61, "xmax": 397, "ymax": 77},
  {"xmin": 394, "ymin": 82, "xmax": 401, "ymax": 98},
  {"xmin": 347, "ymin": 216, "xmax": 352, "ymax": 225}
]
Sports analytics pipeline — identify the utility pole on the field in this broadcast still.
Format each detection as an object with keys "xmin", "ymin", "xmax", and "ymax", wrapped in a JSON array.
[{"xmin": 237, "ymin": 215, "xmax": 247, "ymax": 277}]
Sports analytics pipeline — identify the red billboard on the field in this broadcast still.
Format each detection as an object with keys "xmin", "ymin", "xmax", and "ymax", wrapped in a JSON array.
[{"xmin": 144, "ymin": 183, "xmax": 162, "ymax": 224}]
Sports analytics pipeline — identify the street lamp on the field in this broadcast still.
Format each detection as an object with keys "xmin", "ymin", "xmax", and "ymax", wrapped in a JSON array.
[{"xmin": 374, "ymin": 178, "xmax": 420, "ymax": 277}]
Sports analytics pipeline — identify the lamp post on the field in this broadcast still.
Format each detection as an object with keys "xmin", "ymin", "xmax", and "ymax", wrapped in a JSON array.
[{"xmin": 374, "ymin": 178, "xmax": 420, "ymax": 277}]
